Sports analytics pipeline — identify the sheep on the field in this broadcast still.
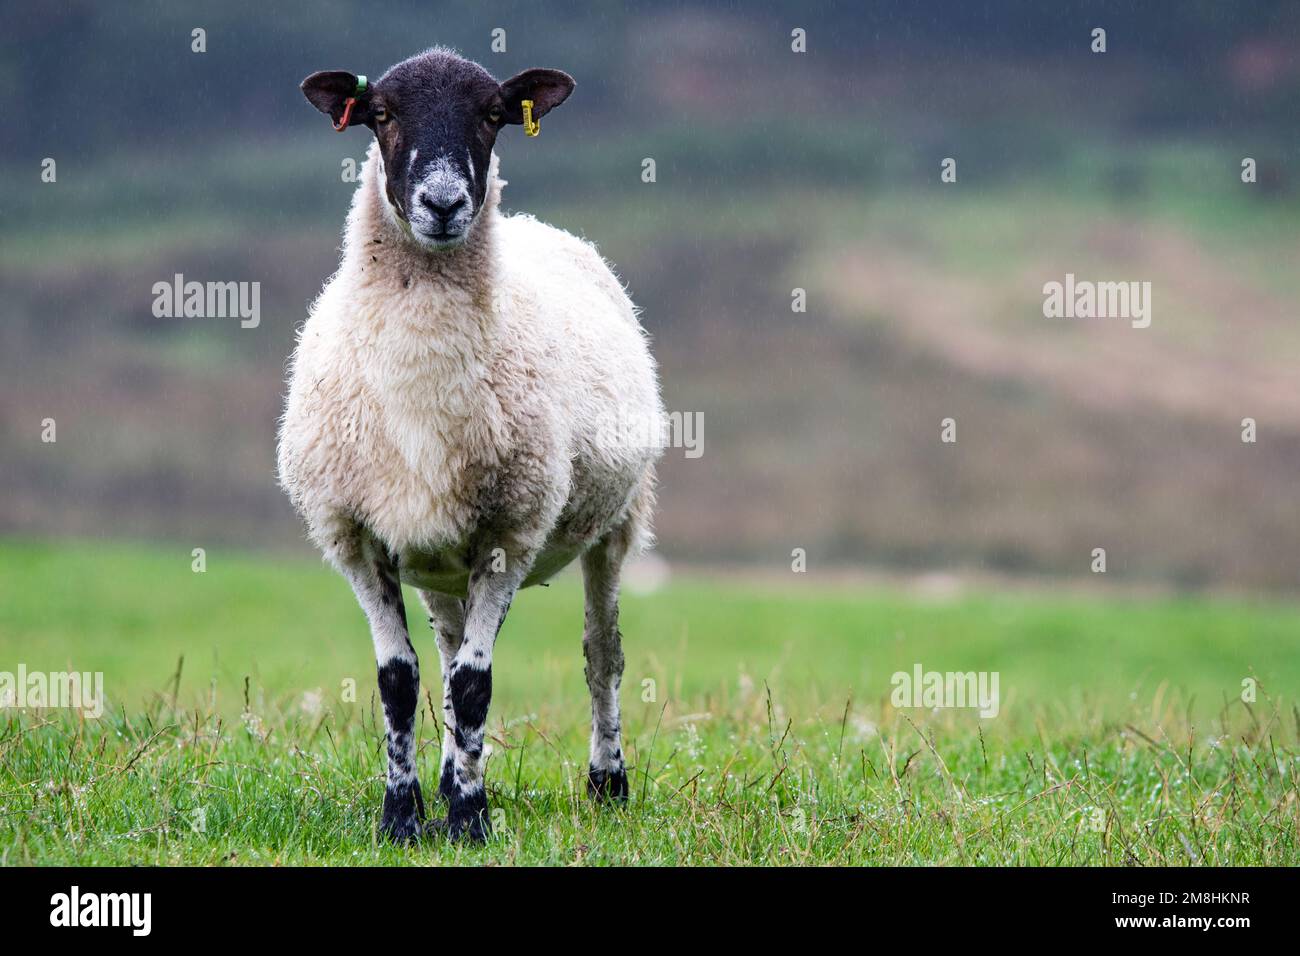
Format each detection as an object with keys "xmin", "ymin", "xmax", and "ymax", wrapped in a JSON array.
[{"xmin": 277, "ymin": 47, "xmax": 663, "ymax": 843}]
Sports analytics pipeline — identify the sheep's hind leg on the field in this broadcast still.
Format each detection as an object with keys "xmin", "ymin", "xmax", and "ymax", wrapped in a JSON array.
[
  {"xmin": 419, "ymin": 591, "xmax": 465, "ymax": 806},
  {"xmin": 582, "ymin": 526, "xmax": 631, "ymax": 802},
  {"xmin": 338, "ymin": 538, "xmax": 425, "ymax": 844}
]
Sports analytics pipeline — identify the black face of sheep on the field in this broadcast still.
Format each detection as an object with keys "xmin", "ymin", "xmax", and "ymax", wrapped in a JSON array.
[{"xmin": 302, "ymin": 48, "xmax": 574, "ymax": 250}]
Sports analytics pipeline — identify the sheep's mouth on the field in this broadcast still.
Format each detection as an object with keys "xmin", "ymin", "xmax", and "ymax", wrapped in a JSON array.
[{"xmin": 411, "ymin": 225, "xmax": 468, "ymax": 249}]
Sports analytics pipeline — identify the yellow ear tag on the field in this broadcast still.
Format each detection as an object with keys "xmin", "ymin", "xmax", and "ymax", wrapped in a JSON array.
[{"xmin": 521, "ymin": 99, "xmax": 540, "ymax": 137}]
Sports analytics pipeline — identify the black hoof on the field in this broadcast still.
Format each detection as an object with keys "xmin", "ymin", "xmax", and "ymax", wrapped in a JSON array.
[
  {"xmin": 380, "ymin": 816, "xmax": 424, "ymax": 844},
  {"xmin": 588, "ymin": 764, "xmax": 630, "ymax": 803},
  {"xmin": 378, "ymin": 780, "xmax": 426, "ymax": 845},
  {"xmin": 446, "ymin": 789, "xmax": 490, "ymax": 843},
  {"xmin": 447, "ymin": 815, "xmax": 488, "ymax": 843}
]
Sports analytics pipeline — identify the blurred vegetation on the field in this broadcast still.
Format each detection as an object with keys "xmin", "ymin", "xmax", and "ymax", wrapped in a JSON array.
[{"xmin": 3, "ymin": 1, "xmax": 1300, "ymax": 592}]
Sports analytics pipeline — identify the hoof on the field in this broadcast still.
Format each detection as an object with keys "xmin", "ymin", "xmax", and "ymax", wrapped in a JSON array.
[
  {"xmin": 587, "ymin": 764, "xmax": 630, "ymax": 803},
  {"xmin": 447, "ymin": 814, "xmax": 489, "ymax": 843},
  {"xmin": 379, "ymin": 780, "xmax": 426, "ymax": 845},
  {"xmin": 379, "ymin": 815, "xmax": 425, "ymax": 845},
  {"xmin": 446, "ymin": 789, "xmax": 490, "ymax": 843}
]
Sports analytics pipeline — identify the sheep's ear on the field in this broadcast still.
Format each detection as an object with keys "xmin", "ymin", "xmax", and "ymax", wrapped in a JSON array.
[
  {"xmin": 499, "ymin": 68, "xmax": 575, "ymax": 126},
  {"xmin": 301, "ymin": 70, "xmax": 374, "ymax": 130}
]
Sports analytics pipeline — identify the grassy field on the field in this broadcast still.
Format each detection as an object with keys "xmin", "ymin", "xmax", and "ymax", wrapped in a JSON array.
[{"xmin": 0, "ymin": 538, "xmax": 1297, "ymax": 865}]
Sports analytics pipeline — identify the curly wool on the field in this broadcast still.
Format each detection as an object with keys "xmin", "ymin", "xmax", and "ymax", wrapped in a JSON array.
[{"xmin": 277, "ymin": 143, "xmax": 662, "ymax": 588}]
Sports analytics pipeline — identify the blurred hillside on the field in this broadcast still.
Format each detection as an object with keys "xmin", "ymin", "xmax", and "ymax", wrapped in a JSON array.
[{"xmin": 2, "ymin": 1, "xmax": 1300, "ymax": 591}]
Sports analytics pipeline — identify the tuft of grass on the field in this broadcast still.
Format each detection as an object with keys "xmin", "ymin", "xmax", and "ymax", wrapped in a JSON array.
[{"xmin": 0, "ymin": 538, "xmax": 1296, "ymax": 865}]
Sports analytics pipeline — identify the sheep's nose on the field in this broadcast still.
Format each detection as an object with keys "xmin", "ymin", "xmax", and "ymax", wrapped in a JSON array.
[{"xmin": 420, "ymin": 193, "xmax": 466, "ymax": 221}]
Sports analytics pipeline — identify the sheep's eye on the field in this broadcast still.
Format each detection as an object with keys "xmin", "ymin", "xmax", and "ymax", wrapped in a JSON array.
[
  {"xmin": 373, "ymin": 108, "xmax": 390, "ymax": 123},
  {"xmin": 487, "ymin": 106, "xmax": 503, "ymax": 124}
]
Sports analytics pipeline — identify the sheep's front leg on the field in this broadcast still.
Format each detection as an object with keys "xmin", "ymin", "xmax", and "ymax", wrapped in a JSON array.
[
  {"xmin": 340, "ymin": 542, "xmax": 425, "ymax": 843},
  {"xmin": 420, "ymin": 591, "xmax": 465, "ymax": 804},
  {"xmin": 581, "ymin": 528, "xmax": 630, "ymax": 801},
  {"xmin": 442, "ymin": 562, "xmax": 522, "ymax": 841}
]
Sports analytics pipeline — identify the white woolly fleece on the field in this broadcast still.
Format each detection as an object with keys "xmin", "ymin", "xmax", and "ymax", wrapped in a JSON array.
[{"xmin": 277, "ymin": 143, "xmax": 663, "ymax": 592}]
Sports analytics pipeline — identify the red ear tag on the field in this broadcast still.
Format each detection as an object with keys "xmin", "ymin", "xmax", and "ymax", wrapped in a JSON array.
[{"xmin": 334, "ymin": 97, "xmax": 357, "ymax": 132}]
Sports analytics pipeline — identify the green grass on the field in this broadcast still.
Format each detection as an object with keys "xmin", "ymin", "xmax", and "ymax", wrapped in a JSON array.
[{"xmin": 0, "ymin": 538, "xmax": 1297, "ymax": 865}]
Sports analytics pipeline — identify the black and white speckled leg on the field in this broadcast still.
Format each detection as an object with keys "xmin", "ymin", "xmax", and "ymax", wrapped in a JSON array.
[
  {"xmin": 420, "ymin": 590, "xmax": 465, "ymax": 805},
  {"xmin": 339, "ymin": 536, "xmax": 425, "ymax": 844},
  {"xmin": 441, "ymin": 559, "xmax": 522, "ymax": 842},
  {"xmin": 582, "ymin": 527, "xmax": 631, "ymax": 802}
]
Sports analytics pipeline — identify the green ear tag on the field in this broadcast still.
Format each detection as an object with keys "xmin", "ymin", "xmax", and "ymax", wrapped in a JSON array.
[{"xmin": 355, "ymin": 75, "xmax": 368, "ymax": 94}]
